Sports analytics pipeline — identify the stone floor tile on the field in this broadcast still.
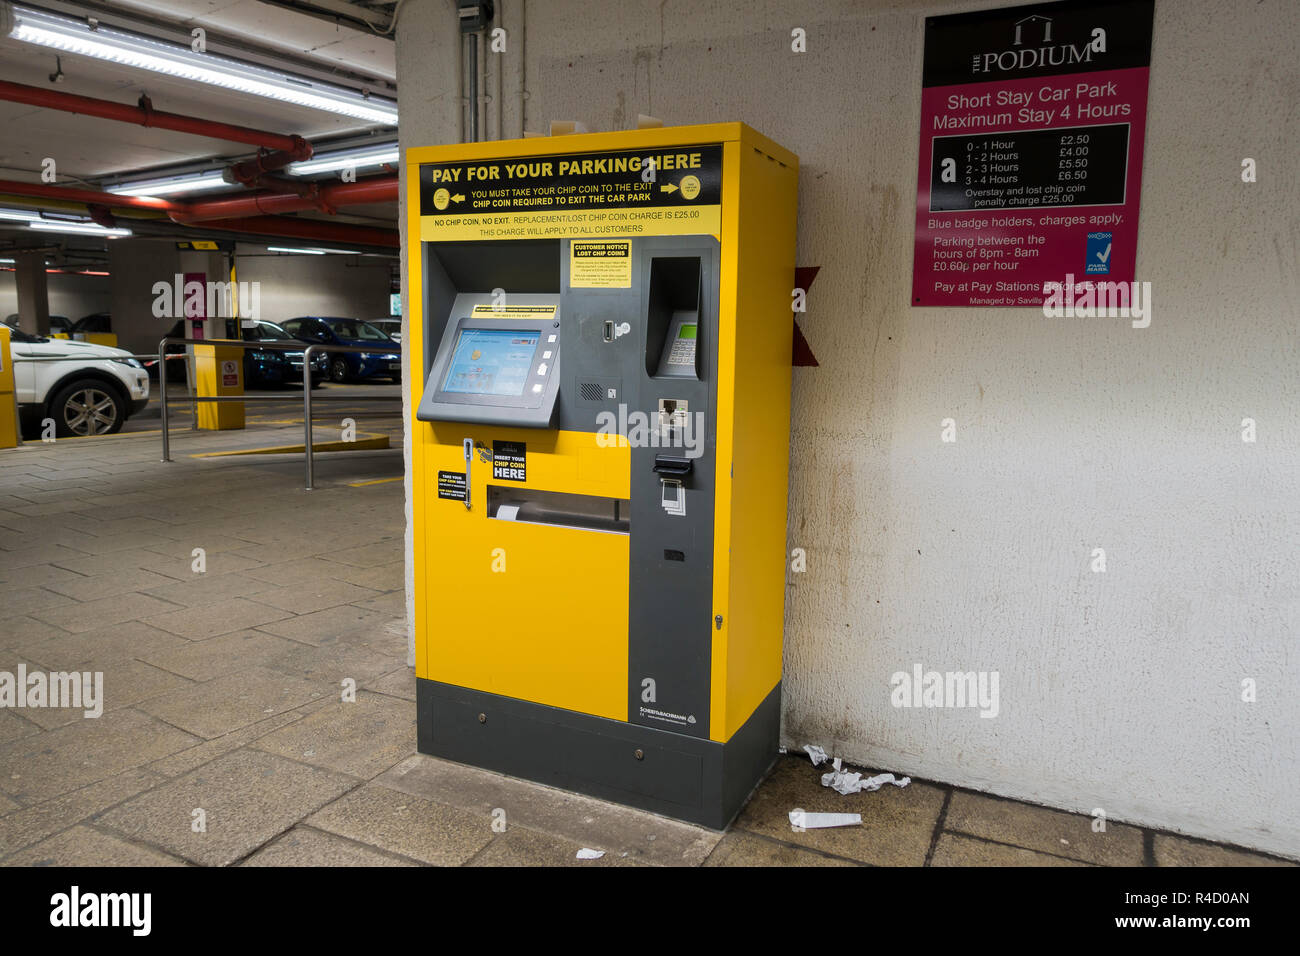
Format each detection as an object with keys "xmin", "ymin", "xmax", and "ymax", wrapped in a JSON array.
[
  {"xmin": 241, "ymin": 826, "xmax": 416, "ymax": 866},
  {"xmin": 134, "ymin": 667, "xmax": 330, "ymax": 739},
  {"xmin": 305, "ymin": 782, "xmax": 491, "ymax": 866},
  {"xmin": 944, "ymin": 790, "xmax": 1145, "ymax": 866},
  {"xmin": 252, "ymin": 692, "xmax": 415, "ymax": 779},
  {"xmin": 97, "ymin": 749, "xmax": 357, "ymax": 866}
]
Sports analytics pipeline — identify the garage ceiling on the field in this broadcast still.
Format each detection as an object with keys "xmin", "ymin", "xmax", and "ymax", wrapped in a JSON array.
[{"xmin": 0, "ymin": 0, "xmax": 402, "ymax": 255}]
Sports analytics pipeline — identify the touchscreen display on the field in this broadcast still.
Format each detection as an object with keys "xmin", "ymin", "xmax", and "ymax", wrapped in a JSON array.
[{"xmin": 441, "ymin": 328, "xmax": 539, "ymax": 397}]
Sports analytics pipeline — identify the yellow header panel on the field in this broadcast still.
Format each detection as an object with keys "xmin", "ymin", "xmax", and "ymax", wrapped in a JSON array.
[
  {"xmin": 415, "ymin": 136, "xmax": 726, "ymax": 243},
  {"xmin": 404, "ymin": 122, "xmax": 795, "ymax": 168},
  {"xmin": 407, "ymin": 124, "xmax": 792, "ymax": 246}
]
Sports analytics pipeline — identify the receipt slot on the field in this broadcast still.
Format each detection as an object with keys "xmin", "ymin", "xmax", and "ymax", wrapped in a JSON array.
[{"xmin": 407, "ymin": 124, "xmax": 798, "ymax": 828}]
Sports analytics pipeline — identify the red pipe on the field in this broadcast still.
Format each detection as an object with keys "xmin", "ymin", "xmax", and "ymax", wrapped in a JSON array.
[
  {"xmin": 0, "ymin": 179, "xmax": 397, "ymax": 247},
  {"xmin": 0, "ymin": 178, "xmax": 179, "ymax": 212},
  {"xmin": 228, "ymin": 150, "xmax": 310, "ymax": 187},
  {"xmin": 197, "ymin": 216, "xmax": 398, "ymax": 248},
  {"xmin": 0, "ymin": 80, "xmax": 312, "ymax": 158},
  {"xmin": 168, "ymin": 176, "xmax": 398, "ymax": 223}
]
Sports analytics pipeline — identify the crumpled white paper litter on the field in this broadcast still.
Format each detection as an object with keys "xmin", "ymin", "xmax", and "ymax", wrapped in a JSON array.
[
  {"xmin": 820, "ymin": 756, "xmax": 911, "ymax": 795},
  {"xmin": 789, "ymin": 809, "xmax": 861, "ymax": 829}
]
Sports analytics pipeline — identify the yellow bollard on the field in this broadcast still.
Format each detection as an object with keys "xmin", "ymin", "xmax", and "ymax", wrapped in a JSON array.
[
  {"xmin": 0, "ymin": 327, "xmax": 18, "ymax": 449},
  {"xmin": 193, "ymin": 341, "xmax": 245, "ymax": 430}
]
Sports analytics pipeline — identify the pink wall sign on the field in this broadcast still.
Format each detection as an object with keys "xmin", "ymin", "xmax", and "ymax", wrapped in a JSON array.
[
  {"xmin": 184, "ymin": 271, "xmax": 206, "ymax": 339},
  {"xmin": 913, "ymin": 0, "xmax": 1154, "ymax": 307}
]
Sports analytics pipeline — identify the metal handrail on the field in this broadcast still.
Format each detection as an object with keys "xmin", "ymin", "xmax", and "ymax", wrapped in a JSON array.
[
  {"xmin": 157, "ymin": 336, "xmax": 402, "ymax": 490},
  {"xmin": 10, "ymin": 353, "xmax": 160, "ymax": 362}
]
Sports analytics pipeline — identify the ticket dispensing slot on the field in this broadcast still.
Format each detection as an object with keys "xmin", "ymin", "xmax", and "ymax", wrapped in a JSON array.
[
  {"xmin": 646, "ymin": 257, "xmax": 702, "ymax": 380},
  {"xmin": 487, "ymin": 485, "xmax": 630, "ymax": 534}
]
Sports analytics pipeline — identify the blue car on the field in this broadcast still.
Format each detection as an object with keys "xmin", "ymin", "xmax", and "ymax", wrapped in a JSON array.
[{"xmin": 281, "ymin": 316, "xmax": 402, "ymax": 383}]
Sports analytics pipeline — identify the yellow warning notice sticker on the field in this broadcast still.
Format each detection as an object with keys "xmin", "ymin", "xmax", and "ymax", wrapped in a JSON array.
[
  {"xmin": 569, "ymin": 240, "xmax": 632, "ymax": 288},
  {"xmin": 468, "ymin": 304, "xmax": 558, "ymax": 318}
]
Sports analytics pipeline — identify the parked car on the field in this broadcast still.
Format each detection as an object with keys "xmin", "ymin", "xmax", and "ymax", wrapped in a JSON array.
[
  {"xmin": 143, "ymin": 320, "xmax": 327, "ymax": 388},
  {"xmin": 280, "ymin": 316, "xmax": 401, "ymax": 383},
  {"xmin": 241, "ymin": 319, "xmax": 328, "ymax": 387},
  {"xmin": 141, "ymin": 320, "xmax": 188, "ymax": 382},
  {"xmin": 6, "ymin": 327, "xmax": 149, "ymax": 437},
  {"xmin": 69, "ymin": 312, "xmax": 112, "ymax": 336},
  {"xmin": 4, "ymin": 313, "xmax": 72, "ymax": 335},
  {"xmin": 371, "ymin": 318, "xmax": 402, "ymax": 343}
]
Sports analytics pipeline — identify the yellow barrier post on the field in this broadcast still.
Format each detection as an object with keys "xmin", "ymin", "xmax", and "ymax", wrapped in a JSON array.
[
  {"xmin": 194, "ymin": 340, "xmax": 245, "ymax": 430},
  {"xmin": 0, "ymin": 327, "xmax": 18, "ymax": 449}
]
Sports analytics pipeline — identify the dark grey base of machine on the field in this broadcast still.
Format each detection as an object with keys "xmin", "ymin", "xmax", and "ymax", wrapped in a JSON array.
[{"xmin": 416, "ymin": 678, "xmax": 781, "ymax": 830}]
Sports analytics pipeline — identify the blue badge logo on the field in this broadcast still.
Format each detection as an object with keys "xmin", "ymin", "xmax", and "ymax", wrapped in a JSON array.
[{"xmin": 1085, "ymin": 232, "xmax": 1113, "ymax": 275}]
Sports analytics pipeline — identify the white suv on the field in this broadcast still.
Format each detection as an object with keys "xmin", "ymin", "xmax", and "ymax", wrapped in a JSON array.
[{"xmin": 7, "ymin": 328, "xmax": 150, "ymax": 437}]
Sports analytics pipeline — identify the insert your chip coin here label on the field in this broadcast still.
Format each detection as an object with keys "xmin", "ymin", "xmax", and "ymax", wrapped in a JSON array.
[{"xmin": 419, "ymin": 145, "xmax": 721, "ymax": 242}]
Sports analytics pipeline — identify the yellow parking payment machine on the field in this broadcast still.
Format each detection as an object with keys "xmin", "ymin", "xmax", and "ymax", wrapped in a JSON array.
[{"xmin": 407, "ymin": 124, "xmax": 798, "ymax": 827}]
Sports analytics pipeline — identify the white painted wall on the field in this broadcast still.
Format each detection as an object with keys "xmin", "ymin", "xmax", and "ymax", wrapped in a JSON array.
[
  {"xmin": 233, "ymin": 244, "xmax": 394, "ymax": 327},
  {"xmin": 0, "ymin": 270, "xmax": 109, "ymax": 323},
  {"xmin": 395, "ymin": 0, "xmax": 1300, "ymax": 856}
]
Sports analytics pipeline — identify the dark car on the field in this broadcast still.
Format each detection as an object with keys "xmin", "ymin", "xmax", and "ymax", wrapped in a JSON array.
[
  {"xmin": 4, "ymin": 313, "xmax": 72, "ymax": 335},
  {"xmin": 281, "ymin": 316, "xmax": 401, "ymax": 383},
  {"xmin": 69, "ymin": 312, "xmax": 112, "ymax": 336},
  {"xmin": 145, "ymin": 320, "xmax": 327, "ymax": 388},
  {"xmin": 241, "ymin": 320, "xmax": 328, "ymax": 387}
]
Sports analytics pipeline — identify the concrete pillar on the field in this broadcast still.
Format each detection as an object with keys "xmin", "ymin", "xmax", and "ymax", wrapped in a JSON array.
[
  {"xmin": 499, "ymin": 0, "xmax": 527, "ymax": 138},
  {"xmin": 108, "ymin": 239, "xmax": 182, "ymax": 355},
  {"xmin": 14, "ymin": 251, "xmax": 49, "ymax": 336},
  {"xmin": 178, "ymin": 249, "xmax": 232, "ymax": 340},
  {"xmin": 396, "ymin": 0, "xmax": 466, "ymax": 667}
]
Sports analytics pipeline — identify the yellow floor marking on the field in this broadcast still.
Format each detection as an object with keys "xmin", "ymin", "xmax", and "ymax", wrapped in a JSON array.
[{"xmin": 190, "ymin": 433, "xmax": 391, "ymax": 458}]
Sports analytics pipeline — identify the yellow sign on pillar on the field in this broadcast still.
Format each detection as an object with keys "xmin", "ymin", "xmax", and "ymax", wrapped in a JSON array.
[
  {"xmin": 194, "ymin": 341, "xmax": 245, "ymax": 430},
  {"xmin": 0, "ymin": 327, "xmax": 18, "ymax": 449}
]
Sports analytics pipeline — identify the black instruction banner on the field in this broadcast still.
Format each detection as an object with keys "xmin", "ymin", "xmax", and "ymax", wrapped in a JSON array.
[
  {"xmin": 492, "ymin": 441, "xmax": 527, "ymax": 482},
  {"xmin": 419, "ymin": 145, "xmax": 722, "ymax": 242},
  {"xmin": 437, "ymin": 471, "xmax": 467, "ymax": 501}
]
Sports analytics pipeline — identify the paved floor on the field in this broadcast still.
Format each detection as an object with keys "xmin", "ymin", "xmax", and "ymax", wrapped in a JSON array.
[{"xmin": 0, "ymin": 419, "xmax": 1292, "ymax": 866}]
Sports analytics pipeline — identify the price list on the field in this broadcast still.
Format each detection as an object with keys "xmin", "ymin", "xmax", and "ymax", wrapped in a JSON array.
[{"xmin": 929, "ymin": 123, "xmax": 1129, "ymax": 212}]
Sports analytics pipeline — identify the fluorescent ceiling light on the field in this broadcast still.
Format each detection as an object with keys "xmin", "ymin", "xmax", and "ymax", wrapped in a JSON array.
[
  {"xmin": 7, "ymin": 4, "xmax": 399, "ymax": 125},
  {"xmin": 0, "ymin": 258, "xmax": 14, "ymax": 264},
  {"xmin": 288, "ymin": 144, "xmax": 399, "ymax": 176},
  {"xmin": 108, "ymin": 171, "xmax": 231, "ymax": 197},
  {"xmin": 267, "ymin": 246, "xmax": 360, "ymax": 255},
  {"xmin": 29, "ymin": 220, "xmax": 132, "ymax": 237},
  {"xmin": 0, "ymin": 208, "xmax": 43, "ymax": 223}
]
